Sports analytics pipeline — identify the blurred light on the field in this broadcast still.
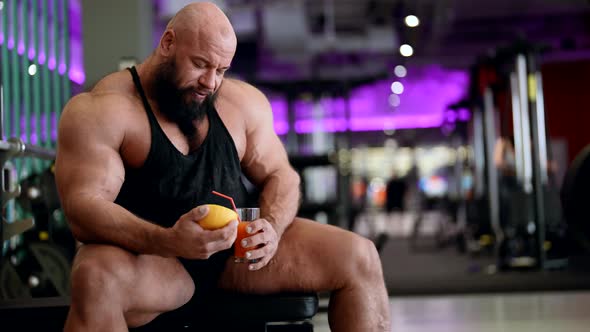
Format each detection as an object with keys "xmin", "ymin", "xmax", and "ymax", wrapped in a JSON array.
[
  {"xmin": 458, "ymin": 109, "xmax": 471, "ymax": 121},
  {"xmin": 388, "ymin": 94, "xmax": 401, "ymax": 107},
  {"xmin": 400, "ymin": 44, "xmax": 414, "ymax": 57},
  {"xmin": 28, "ymin": 64, "xmax": 37, "ymax": 76},
  {"xmin": 390, "ymin": 81, "xmax": 404, "ymax": 94},
  {"xmin": 48, "ymin": 58, "xmax": 56, "ymax": 70},
  {"xmin": 0, "ymin": 2, "xmax": 4, "ymax": 11},
  {"xmin": 394, "ymin": 65, "xmax": 407, "ymax": 78},
  {"xmin": 384, "ymin": 129, "xmax": 396, "ymax": 136},
  {"xmin": 445, "ymin": 110, "xmax": 457, "ymax": 122},
  {"xmin": 405, "ymin": 15, "xmax": 420, "ymax": 28}
]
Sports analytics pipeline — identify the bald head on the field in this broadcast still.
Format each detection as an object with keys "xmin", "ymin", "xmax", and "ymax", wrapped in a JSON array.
[
  {"xmin": 166, "ymin": 2, "xmax": 236, "ymax": 47},
  {"xmin": 149, "ymin": 1, "xmax": 235, "ymax": 124}
]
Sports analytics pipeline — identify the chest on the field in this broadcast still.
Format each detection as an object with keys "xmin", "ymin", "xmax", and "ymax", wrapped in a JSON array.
[{"xmin": 120, "ymin": 102, "xmax": 247, "ymax": 168}]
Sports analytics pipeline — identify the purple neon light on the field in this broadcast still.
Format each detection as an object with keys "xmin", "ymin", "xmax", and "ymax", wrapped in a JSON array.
[
  {"xmin": 0, "ymin": 0, "xmax": 85, "ymax": 84},
  {"xmin": 27, "ymin": 1, "xmax": 35, "ymax": 60},
  {"xmin": 17, "ymin": 41, "xmax": 25, "ymax": 55},
  {"xmin": 458, "ymin": 109, "xmax": 471, "ymax": 121},
  {"xmin": 48, "ymin": 57, "xmax": 56, "ymax": 70},
  {"xmin": 269, "ymin": 97, "xmax": 289, "ymax": 135},
  {"xmin": 68, "ymin": 0, "xmax": 85, "ymax": 84},
  {"xmin": 445, "ymin": 110, "xmax": 458, "ymax": 122},
  {"xmin": 47, "ymin": 0, "xmax": 56, "ymax": 71},
  {"xmin": 51, "ymin": 112, "xmax": 58, "ymax": 141},
  {"xmin": 17, "ymin": 0, "xmax": 25, "ymax": 55},
  {"xmin": 269, "ymin": 65, "xmax": 468, "ymax": 133}
]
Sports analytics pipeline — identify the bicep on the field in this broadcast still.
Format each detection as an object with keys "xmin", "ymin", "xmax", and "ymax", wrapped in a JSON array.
[
  {"xmin": 240, "ymin": 98, "xmax": 291, "ymax": 186},
  {"xmin": 55, "ymin": 104, "xmax": 125, "ymax": 207}
]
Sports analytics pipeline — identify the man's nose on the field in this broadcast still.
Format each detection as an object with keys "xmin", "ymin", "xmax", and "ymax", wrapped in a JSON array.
[{"xmin": 198, "ymin": 69, "xmax": 216, "ymax": 91}]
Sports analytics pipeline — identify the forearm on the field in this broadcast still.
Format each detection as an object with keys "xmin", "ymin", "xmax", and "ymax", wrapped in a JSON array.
[
  {"xmin": 64, "ymin": 194, "xmax": 174, "ymax": 256},
  {"xmin": 258, "ymin": 168, "xmax": 301, "ymax": 238}
]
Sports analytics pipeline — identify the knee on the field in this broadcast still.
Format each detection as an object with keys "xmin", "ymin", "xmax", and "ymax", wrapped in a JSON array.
[{"xmin": 70, "ymin": 254, "xmax": 129, "ymax": 305}]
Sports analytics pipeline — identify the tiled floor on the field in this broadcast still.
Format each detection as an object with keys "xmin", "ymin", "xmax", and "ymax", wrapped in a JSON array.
[{"xmin": 311, "ymin": 291, "xmax": 590, "ymax": 331}]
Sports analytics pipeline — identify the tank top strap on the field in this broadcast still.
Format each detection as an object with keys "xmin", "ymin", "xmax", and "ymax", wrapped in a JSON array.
[{"xmin": 127, "ymin": 66, "xmax": 159, "ymax": 126}]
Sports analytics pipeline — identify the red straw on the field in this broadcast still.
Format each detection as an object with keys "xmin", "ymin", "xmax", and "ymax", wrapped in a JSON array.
[{"xmin": 211, "ymin": 191, "xmax": 241, "ymax": 222}]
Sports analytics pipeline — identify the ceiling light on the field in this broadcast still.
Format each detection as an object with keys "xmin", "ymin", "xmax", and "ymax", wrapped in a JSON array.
[
  {"xmin": 394, "ymin": 65, "xmax": 407, "ymax": 77},
  {"xmin": 400, "ymin": 44, "xmax": 414, "ymax": 57},
  {"xmin": 390, "ymin": 82, "xmax": 404, "ymax": 95},
  {"xmin": 405, "ymin": 15, "xmax": 419, "ymax": 27}
]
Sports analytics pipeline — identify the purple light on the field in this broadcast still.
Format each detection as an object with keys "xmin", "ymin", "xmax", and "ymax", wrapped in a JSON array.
[
  {"xmin": 58, "ymin": 63, "xmax": 67, "ymax": 75},
  {"xmin": 28, "ymin": 2, "xmax": 35, "ymax": 60},
  {"xmin": 51, "ymin": 112, "xmax": 58, "ymax": 142},
  {"xmin": 48, "ymin": 57, "xmax": 56, "ymax": 70},
  {"xmin": 271, "ymin": 65, "xmax": 468, "ymax": 133},
  {"xmin": 38, "ymin": 52, "xmax": 46, "ymax": 64},
  {"xmin": 274, "ymin": 122, "xmax": 289, "ymax": 135},
  {"xmin": 69, "ymin": 69, "xmax": 85, "ymax": 85},
  {"xmin": 31, "ymin": 117, "xmax": 38, "ymax": 145},
  {"xmin": 40, "ymin": 113, "xmax": 47, "ymax": 144},
  {"xmin": 445, "ymin": 111, "xmax": 458, "ymax": 123},
  {"xmin": 20, "ymin": 116, "xmax": 27, "ymax": 143},
  {"xmin": 458, "ymin": 109, "xmax": 471, "ymax": 121},
  {"xmin": 17, "ymin": 42, "xmax": 25, "ymax": 55},
  {"xmin": 68, "ymin": 0, "xmax": 85, "ymax": 84},
  {"xmin": 7, "ymin": 38, "xmax": 14, "ymax": 49},
  {"xmin": 269, "ymin": 96, "xmax": 289, "ymax": 135},
  {"xmin": 295, "ymin": 118, "xmax": 349, "ymax": 133}
]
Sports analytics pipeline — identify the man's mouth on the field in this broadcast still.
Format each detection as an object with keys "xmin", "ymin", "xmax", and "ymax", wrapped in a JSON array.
[{"xmin": 192, "ymin": 90, "xmax": 210, "ymax": 101}]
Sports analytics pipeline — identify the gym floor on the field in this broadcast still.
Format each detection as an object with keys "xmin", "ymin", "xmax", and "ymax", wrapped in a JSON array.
[{"xmin": 311, "ymin": 291, "xmax": 590, "ymax": 331}]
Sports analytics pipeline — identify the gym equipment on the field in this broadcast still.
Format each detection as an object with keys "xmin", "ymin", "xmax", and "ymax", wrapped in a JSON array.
[
  {"xmin": 133, "ymin": 291, "xmax": 319, "ymax": 332},
  {"xmin": 0, "ymin": 242, "xmax": 70, "ymax": 299},
  {"xmin": 0, "ymin": 291, "xmax": 318, "ymax": 331},
  {"xmin": 561, "ymin": 144, "xmax": 590, "ymax": 271}
]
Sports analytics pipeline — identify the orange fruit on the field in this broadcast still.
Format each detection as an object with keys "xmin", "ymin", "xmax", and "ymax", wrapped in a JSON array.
[{"xmin": 197, "ymin": 204, "xmax": 238, "ymax": 230}]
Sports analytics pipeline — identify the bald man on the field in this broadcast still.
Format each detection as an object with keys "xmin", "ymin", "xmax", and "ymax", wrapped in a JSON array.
[{"xmin": 56, "ymin": 2, "xmax": 390, "ymax": 331}]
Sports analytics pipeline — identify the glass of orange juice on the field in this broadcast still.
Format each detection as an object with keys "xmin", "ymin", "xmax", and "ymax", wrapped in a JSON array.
[{"xmin": 235, "ymin": 208, "xmax": 260, "ymax": 263}]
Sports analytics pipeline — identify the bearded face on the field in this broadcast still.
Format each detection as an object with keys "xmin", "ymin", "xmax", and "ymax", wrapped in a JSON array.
[{"xmin": 152, "ymin": 58, "xmax": 218, "ymax": 139}]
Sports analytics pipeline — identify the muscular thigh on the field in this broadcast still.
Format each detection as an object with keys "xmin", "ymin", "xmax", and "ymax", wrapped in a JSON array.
[
  {"xmin": 72, "ymin": 244, "xmax": 194, "ymax": 313},
  {"xmin": 218, "ymin": 218, "xmax": 370, "ymax": 294}
]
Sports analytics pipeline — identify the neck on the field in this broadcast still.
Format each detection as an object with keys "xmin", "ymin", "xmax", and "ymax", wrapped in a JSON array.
[{"xmin": 134, "ymin": 56, "xmax": 161, "ymax": 102}]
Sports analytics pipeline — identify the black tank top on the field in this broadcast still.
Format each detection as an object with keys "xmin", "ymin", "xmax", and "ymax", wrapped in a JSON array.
[{"xmin": 115, "ymin": 67, "xmax": 251, "ymax": 228}]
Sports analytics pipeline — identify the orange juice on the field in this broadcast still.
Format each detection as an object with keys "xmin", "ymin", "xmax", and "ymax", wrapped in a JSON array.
[
  {"xmin": 235, "ymin": 221, "xmax": 261, "ymax": 263},
  {"xmin": 234, "ymin": 222, "xmax": 250, "ymax": 261}
]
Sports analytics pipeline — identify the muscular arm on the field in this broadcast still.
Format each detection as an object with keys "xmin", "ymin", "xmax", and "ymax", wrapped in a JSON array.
[
  {"xmin": 239, "ymin": 85, "xmax": 301, "ymax": 238},
  {"xmin": 55, "ymin": 93, "xmax": 173, "ymax": 256}
]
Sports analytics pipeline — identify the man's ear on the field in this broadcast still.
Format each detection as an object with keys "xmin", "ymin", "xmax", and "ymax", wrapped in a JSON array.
[{"xmin": 159, "ymin": 29, "xmax": 176, "ymax": 56}]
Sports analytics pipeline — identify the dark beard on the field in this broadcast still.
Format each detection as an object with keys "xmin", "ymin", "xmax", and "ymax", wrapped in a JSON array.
[{"xmin": 153, "ymin": 60, "xmax": 218, "ymax": 139}]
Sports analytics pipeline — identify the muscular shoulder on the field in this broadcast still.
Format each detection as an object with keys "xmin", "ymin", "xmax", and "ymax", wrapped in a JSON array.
[
  {"xmin": 91, "ymin": 70, "xmax": 137, "ymax": 95},
  {"xmin": 60, "ymin": 91, "xmax": 138, "ymax": 147},
  {"xmin": 220, "ymin": 78, "xmax": 271, "ymax": 113}
]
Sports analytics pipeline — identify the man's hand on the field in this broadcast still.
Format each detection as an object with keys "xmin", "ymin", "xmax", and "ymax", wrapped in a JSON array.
[
  {"xmin": 170, "ymin": 205, "xmax": 238, "ymax": 259},
  {"xmin": 239, "ymin": 218, "xmax": 279, "ymax": 271}
]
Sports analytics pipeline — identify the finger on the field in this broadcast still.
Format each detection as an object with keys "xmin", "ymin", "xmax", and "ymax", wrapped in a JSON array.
[
  {"xmin": 205, "ymin": 220, "xmax": 239, "ymax": 242},
  {"xmin": 204, "ymin": 237, "xmax": 235, "ymax": 254},
  {"xmin": 240, "ymin": 232, "xmax": 272, "ymax": 249},
  {"xmin": 248, "ymin": 254, "xmax": 272, "ymax": 271},
  {"xmin": 182, "ymin": 205, "xmax": 209, "ymax": 222},
  {"xmin": 244, "ymin": 244, "xmax": 270, "ymax": 260},
  {"xmin": 244, "ymin": 219, "xmax": 271, "ymax": 235}
]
